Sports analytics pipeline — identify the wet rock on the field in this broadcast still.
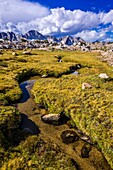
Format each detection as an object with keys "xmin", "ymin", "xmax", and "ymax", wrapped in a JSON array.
[
  {"xmin": 82, "ymin": 82, "xmax": 92, "ymax": 90},
  {"xmin": 81, "ymin": 143, "xmax": 92, "ymax": 158},
  {"xmin": 61, "ymin": 130, "xmax": 79, "ymax": 144},
  {"xmin": 41, "ymin": 114, "xmax": 61, "ymax": 125},
  {"xmin": 41, "ymin": 113, "xmax": 70, "ymax": 125},
  {"xmin": 80, "ymin": 136, "xmax": 94, "ymax": 145},
  {"xmin": 76, "ymin": 64, "xmax": 81, "ymax": 69},
  {"xmin": 98, "ymin": 73, "xmax": 109, "ymax": 79}
]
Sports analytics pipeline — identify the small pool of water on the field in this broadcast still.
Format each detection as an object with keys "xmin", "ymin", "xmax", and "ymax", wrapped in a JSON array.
[{"xmin": 19, "ymin": 80, "xmax": 36, "ymax": 103}]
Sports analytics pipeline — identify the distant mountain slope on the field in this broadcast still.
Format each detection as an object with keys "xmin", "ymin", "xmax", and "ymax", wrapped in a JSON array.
[
  {"xmin": 0, "ymin": 30, "xmax": 85, "ymax": 45},
  {"xmin": 0, "ymin": 32, "xmax": 17, "ymax": 41},
  {"xmin": 46, "ymin": 35, "xmax": 59, "ymax": 43},
  {"xmin": 23, "ymin": 30, "xmax": 46, "ymax": 40}
]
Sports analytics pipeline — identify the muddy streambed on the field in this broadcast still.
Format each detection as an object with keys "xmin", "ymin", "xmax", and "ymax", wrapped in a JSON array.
[{"xmin": 17, "ymin": 77, "xmax": 112, "ymax": 170}]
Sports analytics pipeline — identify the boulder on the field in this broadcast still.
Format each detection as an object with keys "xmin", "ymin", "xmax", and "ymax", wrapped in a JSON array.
[
  {"xmin": 41, "ymin": 114, "xmax": 61, "ymax": 125},
  {"xmin": 81, "ymin": 143, "xmax": 92, "ymax": 158},
  {"xmin": 82, "ymin": 82, "xmax": 92, "ymax": 90},
  {"xmin": 98, "ymin": 73, "xmax": 109, "ymax": 79},
  {"xmin": 61, "ymin": 130, "xmax": 79, "ymax": 144},
  {"xmin": 41, "ymin": 113, "xmax": 70, "ymax": 125}
]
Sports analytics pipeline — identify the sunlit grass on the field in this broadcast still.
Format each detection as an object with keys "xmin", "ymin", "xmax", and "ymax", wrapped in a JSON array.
[{"xmin": 0, "ymin": 49, "xmax": 113, "ymax": 168}]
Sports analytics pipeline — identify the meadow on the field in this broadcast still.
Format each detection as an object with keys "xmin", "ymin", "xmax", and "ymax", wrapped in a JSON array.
[{"xmin": 0, "ymin": 49, "xmax": 113, "ymax": 169}]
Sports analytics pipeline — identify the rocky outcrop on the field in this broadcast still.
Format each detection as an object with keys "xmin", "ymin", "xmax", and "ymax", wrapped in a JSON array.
[
  {"xmin": 60, "ymin": 36, "xmax": 74, "ymax": 45},
  {"xmin": 0, "ymin": 32, "xmax": 17, "ymax": 41},
  {"xmin": 0, "ymin": 30, "xmax": 86, "ymax": 47},
  {"xmin": 46, "ymin": 35, "xmax": 59, "ymax": 43}
]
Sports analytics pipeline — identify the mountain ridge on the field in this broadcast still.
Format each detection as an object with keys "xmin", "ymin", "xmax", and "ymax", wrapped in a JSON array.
[{"xmin": 0, "ymin": 30, "xmax": 85, "ymax": 45}]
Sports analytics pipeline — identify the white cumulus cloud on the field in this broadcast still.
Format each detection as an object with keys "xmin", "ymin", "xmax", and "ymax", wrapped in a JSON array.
[
  {"xmin": 0, "ymin": 2, "xmax": 113, "ymax": 42},
  {"xmin": 101, "ymin": 10, "xmax": 113, "ymax": 24},
  {"xmin": 15, "ymin": 8, "xmax": 102, "ymax": 35},
  {"xmin": 74, "ymin": 29, "xmax": 107, "ymax": 42},
  {"xmin": 0, "ymin": 0, "xmax": 49, "ymax": 23}
]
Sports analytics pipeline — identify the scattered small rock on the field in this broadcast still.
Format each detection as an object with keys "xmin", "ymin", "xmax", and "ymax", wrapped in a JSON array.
[
  {"xmin": 80, "ymin": 136, "xmax": 94, "ymax": 145},
  {"xmin": 41, "ymin": 74, "xmax": 48, "ymax": 78},
  {"xmin": 22, "ymin": 50, "xmax": 31, "ymax": 55},
  {"xmin": 98, "ymin": 73, "xmax": 109, "ymax": 79},
  {"xmin": 81, "ymin": 143, "xmax": 92, "ymax": 158},
  {"xmin": 76, "ymin": 64, "xmax": 81, "ymax": 69},
  {"xmin": 72, "ymin": 71, "xmax": 79, "ymax": 75},
  {"xmin": 82, "ymin": 82, "xmax": 92, "ymax": 90},
  {"xmin": 61, "ymin": 130, "xmax": 79, "ymax": 144},
  {"xmin": 12, "ymin": 52, "xmax": 17, "ymax": 56},
  {"xmin": 58, "ymin": 59, "xmax": 62, "ymax": 62}
]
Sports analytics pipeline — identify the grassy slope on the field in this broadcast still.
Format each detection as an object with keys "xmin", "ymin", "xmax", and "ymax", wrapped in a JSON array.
[{"xmin": 32, "ymin": 51, "xmax": 113, "ymax": 168}]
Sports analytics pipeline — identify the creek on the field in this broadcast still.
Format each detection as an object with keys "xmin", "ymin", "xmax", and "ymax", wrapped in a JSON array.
[{"xmin": 17, "ymin": 76, "xmax": 111, "ymax": 170}]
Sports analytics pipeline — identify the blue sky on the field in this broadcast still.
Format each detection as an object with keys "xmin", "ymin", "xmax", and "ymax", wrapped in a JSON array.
[
  {"xmin": 0, "ymin": 0, "xmax": 113, "ymax": 41},
  {"xmin": 29, "ymin": 0, "xmax": 113, "ymax": 12}
]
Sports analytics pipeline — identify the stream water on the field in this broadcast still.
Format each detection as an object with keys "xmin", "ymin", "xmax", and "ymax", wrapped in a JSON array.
[
  {"xmin": 19, "ymin": 80, "xmax": 36, "ymax": 102},
  {"xmin": 17, "ymin": 77, "xmax": 112, "ymax": 170}
]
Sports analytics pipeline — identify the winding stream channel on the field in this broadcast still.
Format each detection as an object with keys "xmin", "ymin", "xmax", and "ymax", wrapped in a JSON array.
[{"xmin": 17, "ymin": 77, "xmax": 111, "ymax": 170}]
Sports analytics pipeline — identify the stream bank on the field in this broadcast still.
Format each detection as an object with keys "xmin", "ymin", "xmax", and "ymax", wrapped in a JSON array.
[{"xmin": 16, "ymin": 77, "xmax": 112, "ymax": 170}]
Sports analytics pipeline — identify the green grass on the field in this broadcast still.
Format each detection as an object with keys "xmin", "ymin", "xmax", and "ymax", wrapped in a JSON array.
[{"xmin": 0, "ymin": 49, "xmax": 113, "ymax": 169}]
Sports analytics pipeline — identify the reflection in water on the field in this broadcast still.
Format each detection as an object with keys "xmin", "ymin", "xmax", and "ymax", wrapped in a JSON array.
[
  {"xmin": 19, "ymin": 80, "xmax": 40, "ymax": 135},
  {"xmin": 19, "ymin": 80, "xmax": 36, "ymax": 103},
  {"xmin": 20, "ymin": 113, "xmax": 40, "ymax": 135}
]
